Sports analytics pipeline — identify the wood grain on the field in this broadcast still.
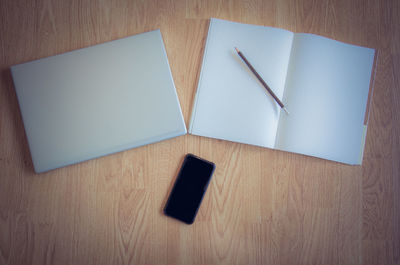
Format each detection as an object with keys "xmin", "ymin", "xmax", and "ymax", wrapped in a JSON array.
[{"xmin": 1, "ymin": 0, "xmax": 399, "ymax": 264}]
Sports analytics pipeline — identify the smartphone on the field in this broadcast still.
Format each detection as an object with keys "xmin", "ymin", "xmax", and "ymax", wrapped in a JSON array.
[{"xmin": 164, "ymin": 154, "xmax": 215, "ymax": 224}]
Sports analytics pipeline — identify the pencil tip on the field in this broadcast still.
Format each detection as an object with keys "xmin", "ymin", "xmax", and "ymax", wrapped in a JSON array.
[
  {"xmin": 234, "ymin": 47, "xmax": 239, "ymax": 53},
  {"xmin": 283, "ymin": 107, "xmax": 290, "ymax": 115}
]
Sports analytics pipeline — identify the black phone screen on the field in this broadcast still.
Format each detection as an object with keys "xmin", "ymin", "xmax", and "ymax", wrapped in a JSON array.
[{"xmin": 164, "ymin": 154, "xmax": 215, "ymax": 224}]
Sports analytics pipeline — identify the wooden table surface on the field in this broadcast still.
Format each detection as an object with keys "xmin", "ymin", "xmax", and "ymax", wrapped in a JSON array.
[{"xmin": 0, "ymin": 0, "xmax": 399, "ymax": 264}]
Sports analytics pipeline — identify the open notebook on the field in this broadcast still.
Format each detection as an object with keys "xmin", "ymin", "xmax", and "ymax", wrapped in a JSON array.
[
  {"xmin": 11, "ymin": 30, "xmax": 186, "ymax": 173},
  {"xmin": 189, "ymin": 18, "xmax": 376, "ymax": 165}
]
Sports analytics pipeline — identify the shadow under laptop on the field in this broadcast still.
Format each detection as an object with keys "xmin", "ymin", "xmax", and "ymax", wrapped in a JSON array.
[{"xmin": 1, "ymin": 68, "xmax": 35, "ymax": 174}]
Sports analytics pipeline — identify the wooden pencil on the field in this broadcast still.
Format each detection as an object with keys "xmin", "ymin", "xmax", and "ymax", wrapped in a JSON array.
[{"xmin": 235, "ymin": 47, "xmax": 289, "ymax": 115}]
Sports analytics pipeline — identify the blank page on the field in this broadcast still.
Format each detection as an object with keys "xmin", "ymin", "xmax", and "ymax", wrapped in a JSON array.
[
  {"xmin": 189, "ymin": 18, "xmax": 293, "ymax": 148},
  {"xmin": 275, "ymin": 33, "xmax": 375, "ymax": 164},
  {"xmin": 11, "ymin": 30, "xmax": 186, "ymax": 173}
]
